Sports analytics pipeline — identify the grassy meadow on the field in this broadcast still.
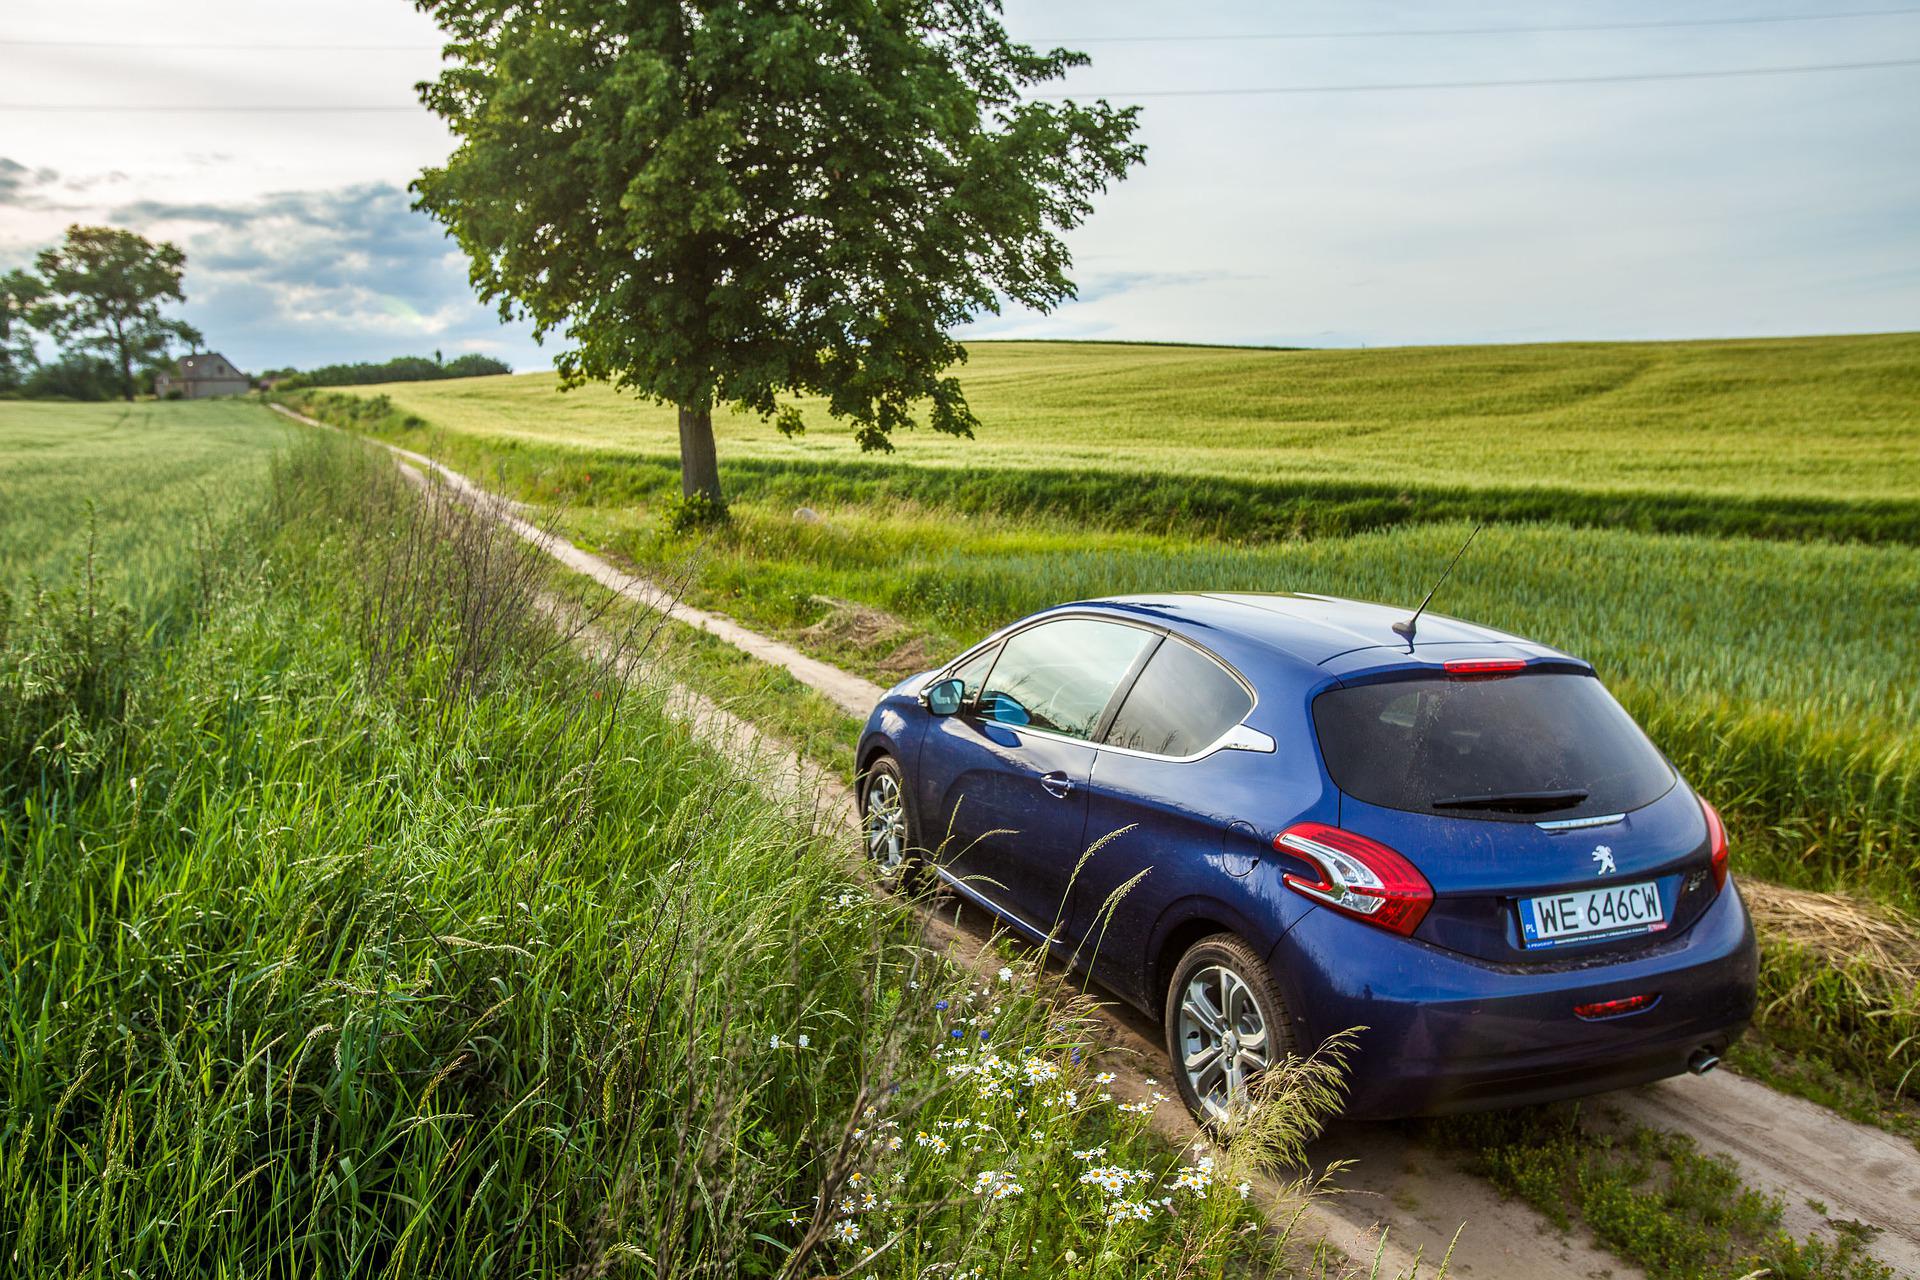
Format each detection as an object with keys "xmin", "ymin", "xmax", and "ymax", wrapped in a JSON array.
[
  {"xmin": 2, "ymin": 405, "xmax": 1353, "ymax": 1277},
  {"xmin": 0, "ymin": 399, "xmax": 291, "ymax": 621},
  {"xmin": 338, "ymin": 333, "xmax": 1920, "ymax": 542}
]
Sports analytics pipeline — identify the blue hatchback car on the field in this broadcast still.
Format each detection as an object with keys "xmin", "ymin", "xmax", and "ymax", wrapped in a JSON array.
[{"xmin": 855, "ymin": 593, "xmax": 1758, "ymax": 1122}]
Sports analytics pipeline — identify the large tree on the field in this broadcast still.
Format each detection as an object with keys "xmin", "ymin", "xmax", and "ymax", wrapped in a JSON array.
[
  {"xmin": 0, "ymin": 268, "xmax": 42, "ymax": 393},
  {"xmin": 30, "ymin": 226, "xmax": 202, "ymax": 402},
  {"xmin": 412, "ymin": 0, "xmax": 1143, "ymax": 514}
]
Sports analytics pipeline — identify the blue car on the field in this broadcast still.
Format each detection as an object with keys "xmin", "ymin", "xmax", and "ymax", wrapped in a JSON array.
[{"xmin": 855, "ymin": 593, "xmax": 1758, "ymax": 1122}]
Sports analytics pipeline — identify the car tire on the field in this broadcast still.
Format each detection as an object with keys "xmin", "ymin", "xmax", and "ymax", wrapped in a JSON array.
[
  {"xmin": 859, "ymin": 755, "xmax": 926, "ymax": 893},
  {"xmin": 1163, "ymin": 933, "xmax": 1296, "ymax": 1130}
]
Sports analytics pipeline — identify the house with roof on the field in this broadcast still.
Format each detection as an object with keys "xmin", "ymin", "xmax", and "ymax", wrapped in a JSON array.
[{"xmin": 156, "ymin": 352, "xmax": 251, "ymax": 399}]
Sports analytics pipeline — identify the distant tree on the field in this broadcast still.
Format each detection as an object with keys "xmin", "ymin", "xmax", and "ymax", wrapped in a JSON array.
[
  {"xmin": 0, "ymin": 268, "xmax": 42, "ymax": 393},
  {"xmin": 29, "ymin": 226, "xmax": 202, "ymax": 402},
  {"xmin": 412, "ymin": 0, "xmax": 1143, "ymax": 516},
  {"xmin": 274, "ymin": 353, "xmax": 511, "ymax": 390},
  {"xmin": 21, "ymin": 354, "xmax": 119, "ymax": 401}
]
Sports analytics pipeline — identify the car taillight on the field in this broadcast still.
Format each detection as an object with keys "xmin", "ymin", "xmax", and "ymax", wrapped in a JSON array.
[
  {"xmin": 1276, "ymin": 822, "xmax": 1434, "ymax": 936},
  {"xmin": 1701, "ymin": 797, "xmax": 1729, "ymax": 892},
  {"xmin": 1442, "ymin": 658, "xmax": 1528, "ymax": 676}
]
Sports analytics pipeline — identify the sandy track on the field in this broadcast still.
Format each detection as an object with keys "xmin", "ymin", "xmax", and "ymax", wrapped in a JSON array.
[{"xmin": 272, "ymin": 403, "xmax": 1919, "ymax": 1278}]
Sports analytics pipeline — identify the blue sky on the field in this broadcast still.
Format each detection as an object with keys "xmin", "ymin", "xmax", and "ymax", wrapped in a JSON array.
[{"xmin": 2, "ymin": 0, "xmax": 1916, "ymax": 373}]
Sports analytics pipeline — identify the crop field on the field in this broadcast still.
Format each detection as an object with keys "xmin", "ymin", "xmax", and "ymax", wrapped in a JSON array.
[
  {"xmin": 343, "ymin": 333, "xmax": 1920, "ymax": 542},
  {"xmin": 0, "ymin": 399, "xmax": 290, "ymax": 619},
  {"xmin": 0, "ymin": 405, "xmax": 1321, "ymax": 1276}
]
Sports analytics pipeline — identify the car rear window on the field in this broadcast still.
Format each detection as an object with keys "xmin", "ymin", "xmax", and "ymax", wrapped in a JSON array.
[{"xmin": 1312, "ymin": 672, "xmax": 1674, "ymax": 822}]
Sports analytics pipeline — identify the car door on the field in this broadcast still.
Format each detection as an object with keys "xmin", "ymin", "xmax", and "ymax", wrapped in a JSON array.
[
  {"xmin": 1068, "ymin": 637, "xmax": 1263, "ymax": 1001},
  {"xmin": 918, "ymin": 617, "xmax": 1157, "ymax": 938}
]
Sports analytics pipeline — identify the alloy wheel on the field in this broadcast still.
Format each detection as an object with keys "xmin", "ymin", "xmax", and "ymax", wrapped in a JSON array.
[
  {"xmin": 863, "ymin": 770, "xmax": 908, "ymax": 877},
  {"xmin": 1176, "ymin": 963, "xmax": 1271, "ymax": 1123}
]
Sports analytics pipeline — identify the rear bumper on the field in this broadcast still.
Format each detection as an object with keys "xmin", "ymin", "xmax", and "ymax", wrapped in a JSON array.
[{"xmin": 1277, "ymin": 880, "xmax": 1759, "ymax": 1119}]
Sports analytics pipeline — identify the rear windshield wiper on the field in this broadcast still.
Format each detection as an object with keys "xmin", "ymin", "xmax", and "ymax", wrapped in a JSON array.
[{"xmin": 1431, "ymin": 789, "xmax": 1589, "ymax": 814}]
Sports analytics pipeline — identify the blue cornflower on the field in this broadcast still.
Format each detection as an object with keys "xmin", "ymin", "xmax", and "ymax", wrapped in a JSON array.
[
  {"xmin": 935, "ymin": 1000, "xmax": 949, "ymax": 1011},
  {"xmin": 979, "ymin": 1030, "xmax": 990, "ymax": 1042},
  {"xmin": 951, "ymin": 1028, "xmax": 964, "ymax": 1039}
]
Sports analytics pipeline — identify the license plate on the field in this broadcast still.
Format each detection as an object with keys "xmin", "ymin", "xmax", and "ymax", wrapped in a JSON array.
[{"xmin": 1519, "ymin": 881, "xmax": 1665, "ymax": 948}]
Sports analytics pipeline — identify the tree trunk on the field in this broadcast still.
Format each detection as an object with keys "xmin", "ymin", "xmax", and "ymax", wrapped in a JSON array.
[
  {"xmin": 677, "ymin": 401, "xmax": 722, "ymax": 505},
  {"xmin": 114, "ymin": 326, "xmax": 133, "ymax": 401}
]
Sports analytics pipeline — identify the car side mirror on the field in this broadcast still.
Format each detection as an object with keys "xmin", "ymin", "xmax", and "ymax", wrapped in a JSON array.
[{"xmin": 924, "ymin": 677, "xmax": 965, "ymax": 716}]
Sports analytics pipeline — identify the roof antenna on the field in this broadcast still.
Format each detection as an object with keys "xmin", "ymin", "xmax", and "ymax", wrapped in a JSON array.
[{"xmin": 1393, "ymin": 523, "xmax": 1483, "ymax": 642}]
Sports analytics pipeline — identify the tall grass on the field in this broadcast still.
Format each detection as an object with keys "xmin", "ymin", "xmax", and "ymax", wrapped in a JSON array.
[{"xmin": 1, "ymin": 432, "xmax": 1351, "ymax": 1277}]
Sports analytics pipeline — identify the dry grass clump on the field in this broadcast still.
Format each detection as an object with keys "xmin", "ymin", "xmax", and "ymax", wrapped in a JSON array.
[{"xmin": 1744, "ymin": 882, "xmax": 1920, "ymax": 991}]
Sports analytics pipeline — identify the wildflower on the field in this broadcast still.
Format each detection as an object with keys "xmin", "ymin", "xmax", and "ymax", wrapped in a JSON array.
[
  {"xmin": 935, "ymin": 1000, "xmax": 949, "ymax": 1011},
  {"xmin": 769, "ymin": 1035, "xmax": 783, "ymax": 1049},
  {"xmin": 847, "ymin": 1171, "xmax": 866, "ymax": 1186},
  {"xmin": 972, "ymin": 1169, "xmax": 1025, "ymax": 1200},
  {"xmin": 797, "ymin": 1034, "xmax": 810, "ymax": 1049},
  {"xmin": 1117, "ymin": 1099, "xmax": 1154, "ymax": 1115},
  {"xmin": 1094, "ymin": 1071, "xmax": 1116, "ymax": 1085},
  {"xmin": 914, "ymin": 1130, "xmax": 950, "ymax": 1154},
  {"xmin": 785, "ymin": 1211, "xmax": 804, "ymax": 1228},
  {"xmin": 886, "ymin": 1135, "xmax": 903, "ymax": 1151},
  {"xmin": 828, "ymin": 1219, "xmax": 861, "ymax": 1244},
  {"xmin": 1236, "ymin": 1180, "xmax": 1253, "ymax": 1199},
  {"xmin": 997, "ymin": 966, "xmax": 1013, "ymax": 983},
  {"xmin": 1021, "ymin": 1057, "xmax": 1060, "ymax": 1086},
  {"xmin": 979, "ymin": 1030, "xmax": 990, "ymax": 1042},
  {"xmin": 950, "ymin": 1028, "xmax": 964, "ymax": 1039},
  {"xmin": 1105, "ymin": 1199, "xmax": 1152, "ymax": 1225},
  {"xmin": 1073, "ymin": 1146, "xmax": 1106, "ymax": 1161},
  {"xmin": 1170, "ymin": 1166, "xmax": 1213, "ymax": 1194}
]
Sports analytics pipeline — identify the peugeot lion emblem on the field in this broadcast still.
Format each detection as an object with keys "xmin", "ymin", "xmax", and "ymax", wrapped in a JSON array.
[{"xmin": 1591, "ymin": 845, "xmax": 1616, "ymax": 876}]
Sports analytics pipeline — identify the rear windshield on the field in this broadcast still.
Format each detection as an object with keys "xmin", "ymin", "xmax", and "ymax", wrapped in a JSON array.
[{"xmin": 1312, "ymin": 673, "xmax": 1674, "ymax": 822}]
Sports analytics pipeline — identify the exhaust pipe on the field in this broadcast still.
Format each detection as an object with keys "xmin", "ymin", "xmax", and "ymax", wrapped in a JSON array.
[{"xmin": 1688, "ymin": 1048, "xmax": 1721, "ymax": 1076}]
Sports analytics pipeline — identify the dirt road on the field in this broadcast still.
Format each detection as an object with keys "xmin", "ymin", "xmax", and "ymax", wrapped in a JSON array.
[{"xmin": 272, "ymin": 403, "xmax": 1920, "ymax": 1278}]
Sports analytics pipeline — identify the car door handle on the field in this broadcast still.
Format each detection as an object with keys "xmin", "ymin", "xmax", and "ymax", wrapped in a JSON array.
[{"xmin": 1040, "ymin": 771, "xmax": 1074, "ymax": 799}]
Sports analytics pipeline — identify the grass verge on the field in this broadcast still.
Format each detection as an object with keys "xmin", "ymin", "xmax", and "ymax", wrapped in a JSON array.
[{"xmin": 3, "ymin": 426, "xmax": 1367, "ymax": 1277}]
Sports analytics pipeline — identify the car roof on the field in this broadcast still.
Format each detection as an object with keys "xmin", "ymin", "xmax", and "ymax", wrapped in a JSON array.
[{"xmin": 1051, "ymin": 591, "xmax": 1574, "ymax": 673}]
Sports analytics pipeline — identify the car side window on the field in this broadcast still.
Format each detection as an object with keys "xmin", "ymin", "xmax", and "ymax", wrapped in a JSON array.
[
  {"xmin": 1103, "ymin": 637, "xmax": 1253, "ymax": 758},
  {"xmin": 947, "ymin": 643, "xmax": 1000, "ymax": 706},
  {"xmin": 977, "ymin": 619, "xmax": 1154, "ymax": 740}
]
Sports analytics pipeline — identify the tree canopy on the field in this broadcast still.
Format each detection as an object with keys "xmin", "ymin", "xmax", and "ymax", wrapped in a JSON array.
[
  {"xmin": 0, "ymin": 268, "xmax": 42, "ymax": 393},
  {"xmin": 29, "ymin": 226, "xmax": 202, "ymax": 402},
  {"xmin": 412, "ymin": 0, "xmax": 1143, "ymax": 512}
]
